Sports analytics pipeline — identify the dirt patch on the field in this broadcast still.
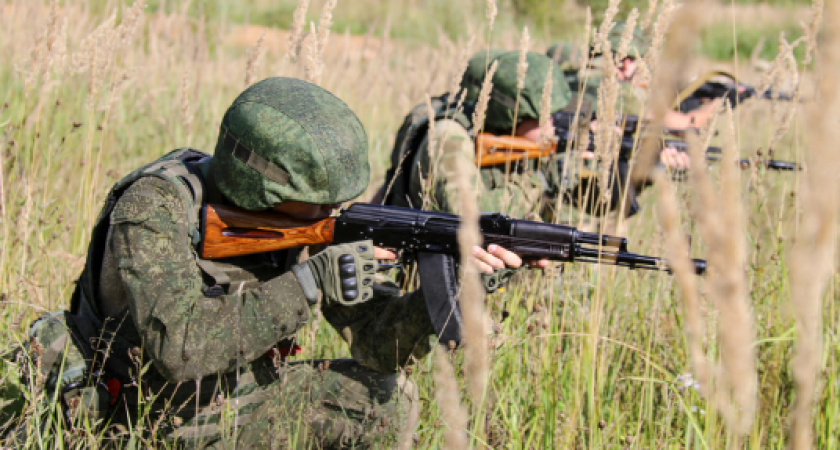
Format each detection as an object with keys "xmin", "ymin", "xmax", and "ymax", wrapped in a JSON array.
[{"xmin": 230, "ymin": 22, "xmax": 386, "ymax": 60}]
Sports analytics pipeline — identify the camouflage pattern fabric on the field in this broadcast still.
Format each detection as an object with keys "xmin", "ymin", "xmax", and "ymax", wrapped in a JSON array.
[
  {"xmin": 461, "ymin": 49, "xmax": 507, "ymax": 102},
  {"xmin": 405, "ymin": 119, "xmax": 546, "ymax": 218},
  {"xmin": 395, "ymin": 52, "xmax": 572, "ymax": 217},
  {"xmin": 91, "ymin": 172, "xmax": 433, "ymax": 447},
  {"xmin": 606, "ymin": 21, "xmax": 650, "ymax": 58},
  {"xmin": 546, "ymin": 41, "xmax": 585, "ymax": 73},
  {"xmin": 546, "ymin": 21, "xmax": 650, "ymax": 65},
  {"xmin": 564, "ymin": 64, "xmax": 648, "ymax": 116},
  {"xmin": 20, "ymin": 78, "xmax": 437, "ymax": 447},
  {"xmin": 543, "ymin": 151, "xmax": 641, "ymax": 220},
  {"xmin": 484, "ymin": 51, "xmax": 572, "ymax": 133},
  {"xmin": 201, "ymin": 359, "xmax": 415, "ymax": 449},
  {"xmin": 211, "ymin": 77, "xmax": 369, "ymax": 210}
]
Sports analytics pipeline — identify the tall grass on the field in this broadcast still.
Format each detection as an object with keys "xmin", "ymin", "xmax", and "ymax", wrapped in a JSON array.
[{"xmin": 1, "ymin": 0, "xmax": 838, "ymax": 448}]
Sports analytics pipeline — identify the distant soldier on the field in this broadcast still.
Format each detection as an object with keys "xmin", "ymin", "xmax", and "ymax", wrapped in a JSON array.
[
  {"xmin": 379, "ymin": 50, "xmax": 572, "ymax": 220},
  {"xmin": 547, "ymin": 21, "xmax": 719, "ymax": 132}
]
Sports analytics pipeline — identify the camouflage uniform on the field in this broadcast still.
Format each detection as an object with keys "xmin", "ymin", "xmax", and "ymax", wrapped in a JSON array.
[
  {"xmin": 547, "ymin": 22, "xmax": 651, "ymax": 116},
  {"xmin": 545, "ymin": 22, "xmax": 653, "ymax": 220},
  {"xmin": 21, "ymin": 78, "xmax": 435, "ymax": 449},
  {"xmin": 385, "ymin": 51, "xmax": 572, "ymax": 219}
]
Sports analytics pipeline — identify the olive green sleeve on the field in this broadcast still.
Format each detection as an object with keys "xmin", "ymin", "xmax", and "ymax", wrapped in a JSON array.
[
  {"xmin": 320, "ymin": 279, "xmax": 434, "ymax": 374},
  {"xmin": 109, "ymin": 177, "xmax": 311, "ymax": 382}
]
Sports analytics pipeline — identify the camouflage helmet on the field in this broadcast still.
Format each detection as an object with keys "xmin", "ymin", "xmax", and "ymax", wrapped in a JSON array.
[
  {"xmin": 460, "ymin": 49, "xmax": 507, "ymax": 102},
  {"xmin": 483, "ymin": 51, "xmax": 572, "ymax": 133},
  {"xmin": 211, "ymin": 77, "xmax": 369, "ymax": 210},
  {"xmin": 605, "ymin": 21, "xmax": 650, "ymax": 58},
  {"xmin": 546, "ymin": 42, "xmax": 584, "ymax": 72}
]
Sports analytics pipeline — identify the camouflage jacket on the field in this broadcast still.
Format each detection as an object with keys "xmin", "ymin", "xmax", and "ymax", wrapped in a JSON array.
[
  {"xmin": 565, "ymin": 65, "xmax": 647, "ymax": 117},
  {"xmin": 87, "ymin": 154, "xmax": 434, "ymax": 385}
]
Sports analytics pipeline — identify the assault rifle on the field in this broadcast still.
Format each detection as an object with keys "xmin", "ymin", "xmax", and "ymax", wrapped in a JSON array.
[
  {"xmin": 677, "ymin": 81, "xmax": 797, "ymax": 114},
  {"xmin": 475, "ymin": 131, "xmax": 800, "ymax": 172},
  {"xmin": 200, "ymin": 203, "xmax": 707, "ymax": 344},
  {"xmin": 555, "ymin": 128, "xmax": 800, "ymax": 171},
  {"xmin": 552, "ymin": 110, "xmax": 703, "ymax": 137}
]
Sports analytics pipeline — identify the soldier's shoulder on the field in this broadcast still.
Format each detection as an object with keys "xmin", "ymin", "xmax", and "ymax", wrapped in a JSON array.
[
  {"xmin": 111, "ymin": 176, "xmax": 188, "ymax": 225},
  {"xmin": 431, "ymin": 117, "xmax": 472, "ymax": 138}
]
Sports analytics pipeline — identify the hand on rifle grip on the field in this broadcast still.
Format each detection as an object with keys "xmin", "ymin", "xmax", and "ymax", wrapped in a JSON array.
[{"xmin": 292, "ymin": 240, "xmax": 379, "ymax": 307}]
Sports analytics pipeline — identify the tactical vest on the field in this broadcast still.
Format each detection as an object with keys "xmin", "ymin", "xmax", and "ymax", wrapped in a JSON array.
[
  {"xmin": 20, "ymin": 149, "xmax": 302, "ymax": 430},
  {"xmin": 383, "ymin": 94, "xmax": 475, "ymax": 207},
  {"xmin": 68, "ymin": 148, "xmax": 299, "ymax": 381}
]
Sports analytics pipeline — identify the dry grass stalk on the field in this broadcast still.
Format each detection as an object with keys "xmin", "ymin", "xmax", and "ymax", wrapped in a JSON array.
[
  {"xmin": 641, "ymin": 0, "xmax": 659, "ymax": 31},
  {"xmin": 302, "ymin": 2, "xmax": 337, "ymax": 86},
  {"xmin": 446, "ymin": 35, "xmax": 475, "ymax": 106},
  {"xmin": 418, "ymin": 95, "xmax": 438, "ymax": 211},
  {"xmin": 304, "ymin": 22, "xmax": 323, "ymax": 85},
  {"xmin": 591, "ymin": 0, "xmax": 620, "ymax": 55},
  {"xmin": 788, "ymin": 1, "xmax": 840, "ymax": 447},
  {"xmin": 711, "ymin": 104, "xmax": 756, "ymax": 434},
  {"xmin": 115, "ymin": 0, "xmax": 147, "ymax": 52},
  {"xmin": 452, "ymin": 133, "xmax": 489, "ymax": 405},
  {"xmin": 19, "ymin": 0, "xmax": 67, "ymax": 94},
  {"xmin": 766, "ymin": 38, "xmax": 801, "ymax": 151},
  {"xmin": 317, "ymin": 0, "xmax": 338, "ymax": 53},
  {"xmin": 576, "ymin": 8, "xmax": 593, "ymax": 83},
  {"xmin": 71, "ymin": 12, "xmax": 117, "ymax": 75},
  {"xmin": 755, "ymin": 37, "xmax": 788, "ymax": 96},
  {"xmin": 632, "ymin": 0, "xmax": 686, "ymax": 184},
  {"xmin": 642, "ymin": 0, "xmax": 678, "ymax": 78},
  {"xmin": 179, "ymin": 72, "xmax": 192, "ymax": 133},
  {"xmin": 653, "ymin": 171, "xmax": 708, "ymax": 394},
  {"xmin": 801, "ymin": 0, "xmax": 824, "ymax": 65},
  {"xmin": 593, "ymin": 50, "xmax": 620, "ymax": 211},
  {"xmin": 537, "ymin": 65, "xmax": 554, "ymax": 149},
  {"xmin": 485, "ymin": 0, "xmax": 498, "ymax": 32},
  {"xmin": 682, "ymin": 101, "xmax": 758, "ymax": 435},
  {"xmin": 516, "ymin": 27, "xmax": 530, "ymax": 91},
  {"xmin": 433, "ymin": 346, "xmax": 469, "ymax": 449},
  {"xmin": 287, "ymin": 0, "xmax": 311, "ymax": 63},
  {"xmin": 244, "ymin": 31, "xmax": 266, "ymax": 88},
  {"xmin": 471, "ymin": 60, "xmax": 498, "ymax": 133},
  {"xmin": 616, "ymin": 8, "xmax": 639, "ymax": 61}
]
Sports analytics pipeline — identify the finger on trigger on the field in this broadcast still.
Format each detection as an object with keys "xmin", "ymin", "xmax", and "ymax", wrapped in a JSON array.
[{"xmin": 374, "ymin": 247, "xmax": 397, "ymax": 260}]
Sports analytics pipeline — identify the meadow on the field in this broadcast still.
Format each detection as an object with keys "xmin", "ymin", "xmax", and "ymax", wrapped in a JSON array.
[{"xmin": 0, "ymin": 0, "xmax": 838, "ymax": 448}]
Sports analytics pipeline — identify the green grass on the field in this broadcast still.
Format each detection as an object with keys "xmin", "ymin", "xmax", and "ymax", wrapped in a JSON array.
[
  {"xmin": 1, "ymin": 0, "xmax": 838, "ymax": 448},
  {"xmin": 699, "ymin": 21, "xmax": 807, "ymax": 62}
]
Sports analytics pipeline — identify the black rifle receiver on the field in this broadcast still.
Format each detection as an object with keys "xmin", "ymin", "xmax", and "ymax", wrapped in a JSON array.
[{"xmin": 332, "ymin": 203, "xmax": 707, "ymax": 345}]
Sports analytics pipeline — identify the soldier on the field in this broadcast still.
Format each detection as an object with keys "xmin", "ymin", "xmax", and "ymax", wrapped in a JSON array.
[
  {"xmin": 15, "ymin": 77, "xmax": 537, "ymax": 448},
  {"xmin": 380, "ymin": 50, "xmax": 572, "ymax": 219},
  {"xmin": 372, "ymin": 48, "xmax": 505, "ymax": 206},
  {"xmin": 547, "ymin": 21, "xmax": 719, "ymax": 134}
]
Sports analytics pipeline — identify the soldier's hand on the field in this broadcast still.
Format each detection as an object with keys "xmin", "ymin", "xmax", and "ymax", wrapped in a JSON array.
[
  {"xmin": 374, "ymin": 247, "xmax": 397, "ymax": 260},
  {"xmin": 472, "ymin": 244, "xmax": 549, "ymax": 273},
  {"xmin": 660, "ymin": 147, "xmax": 691, "ymax": 170},
  {"xmin": 292, "ymin": 240, "xmax": 378, "ymax": 307}
]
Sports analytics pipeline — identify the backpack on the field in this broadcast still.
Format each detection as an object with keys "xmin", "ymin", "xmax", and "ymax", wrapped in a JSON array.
[{"xmin": 382, "ymin": 94, "xmax": 475, "ymax": 207}]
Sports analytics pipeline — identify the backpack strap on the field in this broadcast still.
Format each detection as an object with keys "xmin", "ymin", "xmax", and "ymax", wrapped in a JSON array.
[{"xmin": 141, "ymin": 154, "xmax": 231, "ymax": 288}]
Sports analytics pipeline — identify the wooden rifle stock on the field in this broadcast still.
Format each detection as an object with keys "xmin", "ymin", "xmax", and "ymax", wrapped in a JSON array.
[
  {"xmin": 475, "ymin": 132, "xmax": 556, "ymax": 167},
  {"xmin": 200, "ymin": 204, "xmax": 335, "ymax": 259}
]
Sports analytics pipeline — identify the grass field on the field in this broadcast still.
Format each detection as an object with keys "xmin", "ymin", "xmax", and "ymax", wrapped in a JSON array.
[{"xmin": 1, "ymin": 0, "xmax": 838, "ymax": 448}]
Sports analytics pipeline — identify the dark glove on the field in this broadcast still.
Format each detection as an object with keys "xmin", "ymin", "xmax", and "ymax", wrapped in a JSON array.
[{"xmin": 292, "ymin": 240, "xmax": 378, "ymax": 307}]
